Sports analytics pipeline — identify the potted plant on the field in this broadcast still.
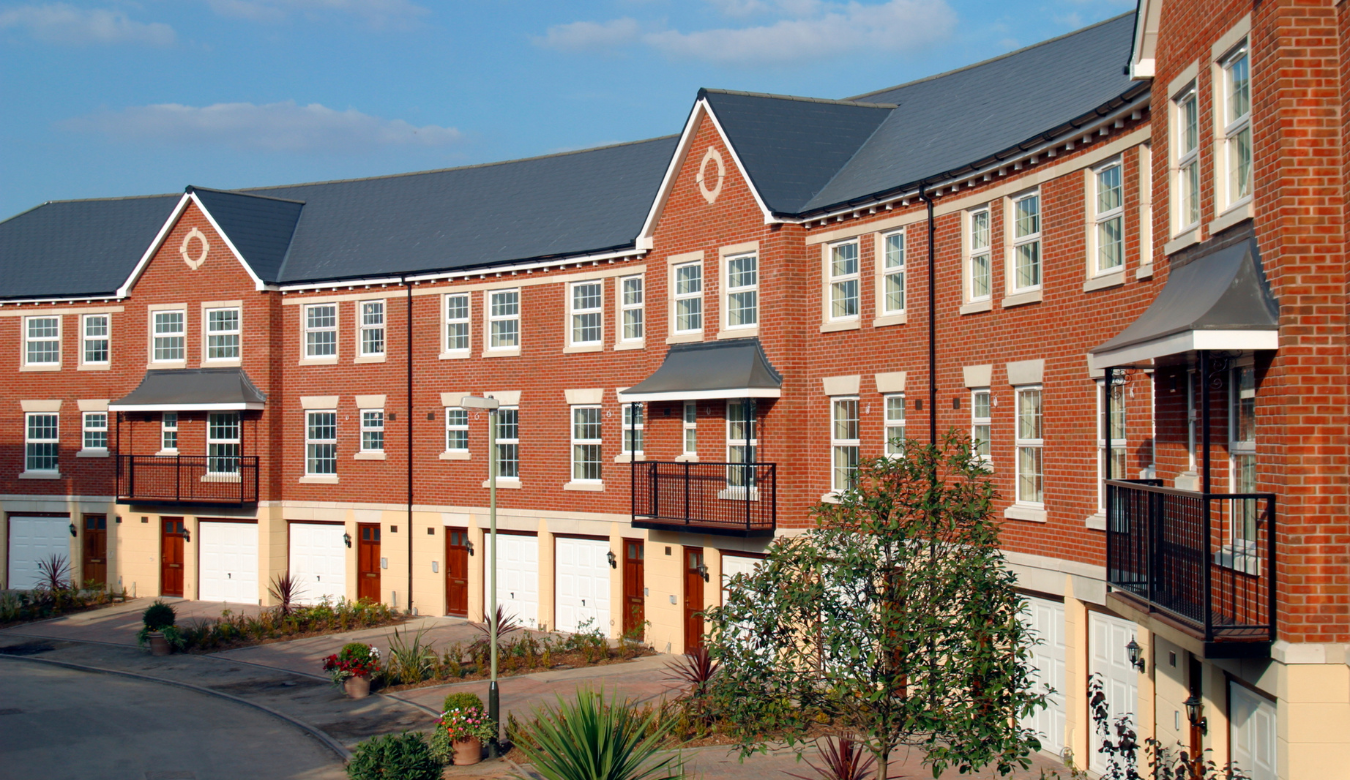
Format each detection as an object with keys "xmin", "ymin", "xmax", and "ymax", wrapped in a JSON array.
[
  {"xmin": 429, "ymin": 692, "xmax": 495, "ymax": 766},
  {"xmin": 323, "ymin": 642, "xmax": 380, "ymax": 699},
  {"xmin": 136, "ymin": 600, "xmax": 180, "ymax": 656}
]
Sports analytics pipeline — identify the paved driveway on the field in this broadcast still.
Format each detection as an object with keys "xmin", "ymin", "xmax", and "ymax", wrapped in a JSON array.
[
  {"xmin": 0, "ymin": 659, "xmax": 345, "ymax": 780},
  {"xmin": 0, "ymin": 597, "xmax": 263, "ymax": 646}
]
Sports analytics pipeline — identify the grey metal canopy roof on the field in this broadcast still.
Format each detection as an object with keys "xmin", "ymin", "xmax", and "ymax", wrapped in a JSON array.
[
  {"xmin": 1091, "ymin": 238, "xmax": 1280, "ymax": 367},
  {"xmin": 109, "ymin": 368, "xmax": 268, "ymax": 411},
  {"xmin": 621, "ymin": 339, "xmax": 782, "ymax": 402}
]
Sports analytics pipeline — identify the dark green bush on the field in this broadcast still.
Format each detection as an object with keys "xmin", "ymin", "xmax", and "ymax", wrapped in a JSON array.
[
  {"xmin": 442, "ymin": 691, "xmax": 484, "ymax": 713},
  {"xmin": 346, "ymin": 732, "xmax": 440, "ymax": 780},
  {"xmin": 142, "ymin": 600, "xmax": 177, "ymax": 630}
]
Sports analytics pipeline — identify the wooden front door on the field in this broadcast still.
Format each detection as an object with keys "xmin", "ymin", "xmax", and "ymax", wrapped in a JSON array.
[
  {"xmin": 445, "ymin": 528, "xmax": 470, "ymax": 617},
  {"xmin": 683, "ymin": 547, "xmax": 705, "ymax": 651},
  {"xmin": 82, "ymin": 515, "xmax": 107, "ymax": 587},
  {"xmin": 357, "ymin": 523, "xmax": 381, "ymax": 602},
  {"xmin": 622, "ymin": 539, "xmax": 645, "ymax": 638},
  {"xmin": 160, "ymin": 517, "xmax": 186, "ymax": 597}
]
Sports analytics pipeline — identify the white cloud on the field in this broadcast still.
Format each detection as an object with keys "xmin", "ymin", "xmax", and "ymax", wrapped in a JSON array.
[
  {"xmin": 643, "ymin": 0, "xmax": 956, "ymax": 66},
  {"xmin": 534, "ymin": 17, "xmax": 641, "ymax": 52},
  {"xmin": 204, "ymin": 0, "xmax": 429, "ymax": 26},
  {"xmin": 704, "ymin": 0, "xmax": 822, "ymax": 18},
  {"xmin": 61, "ymin": 101, "xmax": 462, "ymax": 154},
  {"xmin": 0, "ymin": 3, "xmax": 176, "ymax": 46}
]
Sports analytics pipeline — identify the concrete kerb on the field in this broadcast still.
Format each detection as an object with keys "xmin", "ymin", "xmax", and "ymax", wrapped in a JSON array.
[{"xmin": 0, "ymin": 653, "xmax": 354, "ymax": 762}]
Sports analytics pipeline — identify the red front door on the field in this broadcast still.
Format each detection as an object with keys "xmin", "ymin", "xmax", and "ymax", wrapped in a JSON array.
[
  {"xmin": 445, "ymin": 528, "xmax": 469, "ymax": 617},
  {"xmin": 82, "ymin": 514, "xmax": 107, "ymax": 587},
  {"xmin": 684, "ymin": 547, "xmax": 705, "ymax": 651},
  {"xmin": 622, "ymin": 539, "xmax": 645, "ymax": 639},
  {"xmin": 161, "ymin": 517, "xmax": 186, "ymax": 597},
  {"xmin": 357, "ymin": 523, "xmax": 381, "ymax": 602}
]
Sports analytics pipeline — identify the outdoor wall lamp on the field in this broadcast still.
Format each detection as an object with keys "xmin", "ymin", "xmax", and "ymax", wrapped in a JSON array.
[
  {"xmin": 183, "ymin": 527, "xmax": 190, "ymax": 543},
  {"xmin": 68, "ymin": 523, "xmax": 77, "ymax": 538},
  {"xmin": 696, "ymin": 562, "xmax": 710, "ymax": 582},
  {"xmin": 466, "ymin": 539, "xmax": 475, "ymax": 556},
  {"xmin": 343, "ymin": 532, "xmax": 352, "ymax": 548},
  {"xmin": 607, "ymin": 551, "xmax": 617, "ymax": 569},
  {"xmin": 1183, "ymin": 694, "xmax": 1208, "ymax": 735},
  {"xmin": 1126, "ymin": 638, "xmax": 1146, "ymax": 672}
]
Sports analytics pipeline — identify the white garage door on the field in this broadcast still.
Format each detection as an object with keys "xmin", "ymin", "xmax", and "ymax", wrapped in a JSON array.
[
  {"xmin": 199, "ymin": 521, "xmax": 259, "ymax": 604},
  {"xmin": 484, "ymin": 533, "xmax": 539, "ymax": 629},
  {"xmin": 289, "ymin": 523, "xmax": 347, "ymax": 605},
  {"xmin": 7, "ymin": 516, "xmax": 70, "ymax": 590},
  {"xmin": 1090, "ymin": 611, "xmax": 1140, "ymax": 775},
  {"xmin": 1230, "ymin": 682, "xmax": 1277, "ymax": 780},
  {"xmin": 1019, "ymin": 596, "xmax": 1067, "ymax": 757},
  {"xmin": 555, "ymin": 537, "xmax": 611, "ymax": 635}
]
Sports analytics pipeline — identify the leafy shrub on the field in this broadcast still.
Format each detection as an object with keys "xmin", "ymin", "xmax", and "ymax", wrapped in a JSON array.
[
  {"xmin": 787, "ymin": 737, "xmax": 878, "ymax": 780},
  {"xmin": 443, "ymin": 691, "xmax": 485, "ymax": 713},
  {"xmin": 324, "ymin": 643, "xmax": 381, "ymax": 685},
  {"xmin": 36, "ymin": 555, "xmax": 71, "ymax": 592},
  {"xmin": 665, "ymin": 647, "xmax": 718, "ymax": 699},
  {"xmin": 513, "ymin": 688, "xmax": 684, "ymax": 780},
  {"xmin": 267, "ymin": 572, "xmax": 304, "ymax": 616},
  {"xmin": 346, "ymin": 732, "xmax": 440, "ymax": 780},
  {"xmin": 142, "ymin": 600, "xmax": 177, "ymax": 630},
  {"xmin": 428, "ymin": 704, "xmax": 496, "ymax": 765},
  {"xmin": 384, "ymin": 627, "xmax": 436, "ymax": 685},
  {"xmin": 175, "ymin": 598, "xmax": 399, "ymax": 652}
]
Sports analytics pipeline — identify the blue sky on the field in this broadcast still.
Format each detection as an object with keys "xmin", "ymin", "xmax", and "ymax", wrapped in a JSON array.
[{"xmin": 0, "ymin": 0, "xmax": 1134, "ymax": 220}]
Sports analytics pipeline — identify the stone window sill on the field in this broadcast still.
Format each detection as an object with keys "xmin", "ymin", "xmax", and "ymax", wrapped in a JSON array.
[
  {"xmin": 564, "ymin": 481, "xmax": 604, "ymax": 492},
  {"xmin": 1004, "ymin": 504, "xmax": 1047, "ymax": 523},
  {"xmin": 77, "ymin": 449, "xmax": 109, "ymax": 458},
  {"xmin": 354, "ymin": 354, "xmax": 386, "ymax": 364},
  {"xmin": 1084, "ymin": 512, "xmax": 1106, "ymax": 531},
  {"xmin": 1164, "ymin": 228, "xmax": 1199, "ymax": 256},
  {"xmin": 1001, "ymin": 289, "xmax": 1042, "ymax": 309},
  {"xmin": 19, "ymin": 471, "xmax": 61, "ymax": 480},
  {"xmin": 718, "ymin": 326, "xmax": 759, "ymax": 340},
  {"xmin": 354, "ymin": 451, "xmax": 386, "ymax": 460},
  {"xmin": 563, "ymin": 344, "xmax": 603, "ymax": 354},
  {"xmin": 666, "ymin": 332, "xmax": 703, "ymax": 345},
  {"xmin": 820, "ymin": 319, "xmax": 861, "ymax": 333},
  {"xmin": 872, "ymin": 313, "xmax": 907, "ymax": 328},
  {"xmin": 960, "ymin": 300, "xmax": 993, "ymax": 316},
  {"xmin": 298, "ymin": 357, "xmax": 338, "ymax": 367},
  {"xmin": 20, "ymin": 364, "xmax": 61, "ymax": 372},
  {"xmin": 614, "ymin": 340, "xmax": 645, "ymax": 351},
  {"xmin": 439, "ymin": 350, "xmax": 471, "ymax": 360},
  {"xmin": 202, "ymin": 473, "xmax": 240, "ymax": 483},
  {"xmin": 614, "ymin": 453, "xmax": 646, "ymax": 463},
  {"xmin": 439, "ymin": 451, "xmax": 471, "ymax": 461},
  {"xmin": 299, "ymin": 475, "xmax": 339, "ymax": 484},
  {"xmin": 481, "ymin": 347, "xmax": 521, "ymax": 358},
  {"xmin": 1083, "ymin": 271, "xmax": 1125, "ymax": 293},
  {"xmin": 481, "ymin": 477, "xmax": 522, "ymax": 489},
  {"xmin": 674, "ymin": 454, "xmax": 698, "ymax": 463},
  {"xmin": 77, "ymin": 364, "xmax": 111, "ymax": 372}
]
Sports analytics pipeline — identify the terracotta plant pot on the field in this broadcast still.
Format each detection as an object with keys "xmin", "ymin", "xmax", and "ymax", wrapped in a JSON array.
[
  {"xmin": 344, "ymin": 674, "xmax": 371, "ymax": 700},
  {"xmin": 148, "ymin": 632, "xmax": 171, "ymax": 657},
  {"xmin": 452, "ymin": 737, "xmax": 482, "ymax": 766}
]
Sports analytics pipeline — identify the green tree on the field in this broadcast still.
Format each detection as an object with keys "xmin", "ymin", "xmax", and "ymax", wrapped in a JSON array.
[{"xmin": 705, "ymin": 431, "xmax": 1047, "ymax": 780}]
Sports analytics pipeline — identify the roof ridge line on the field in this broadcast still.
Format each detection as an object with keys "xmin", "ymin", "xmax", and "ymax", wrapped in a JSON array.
[
  {"xmin": 243, "ymin": 134, "xmax": 680, "ymax": 193},
  {"xmin": 846, "ymin": 11, "xmax": 1134, "ymax": 101},
  {"xmin": 189, "ymin": 186, "xmax": 305, "ymax": 205},
  {"xmin": 700, "ymin": 87, "xmax": 895, "ymax": 109}
]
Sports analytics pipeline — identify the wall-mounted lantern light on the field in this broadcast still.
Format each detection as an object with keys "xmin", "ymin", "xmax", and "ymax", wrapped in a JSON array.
[
  {"xmin": 466, "ymin": 539, "xmax": 475, "ymax": 556},
  {"xmin": 343, "ymin": 532, "xmax": 352, "ymax": 548},
  {"xmin": 1126, "ymin": 638, "xmax": 1145, "ymax": 672},
  {"xmin": 1183, "ymin": 694, "xmax": 1208, "ymax": 735},
  {"xmin": 696, "ymin": 562, "xmax": 710, "ymax": 582},
  {"xmin": 607, "ymin": 551, "xmax": 618, "ymax": 569},
  {"xmin": 69, "ymin": 523, "xmax": 77, "ymax": 538}
]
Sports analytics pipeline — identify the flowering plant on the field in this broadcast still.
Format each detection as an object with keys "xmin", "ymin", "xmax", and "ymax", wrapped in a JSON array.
[
  {"xmin": 429, "ymin": 704, "xmax": 496, "ymax": 763},
  {"xmin": 322, "ymin": 642, "xmax": 380, "ymax": 685}
]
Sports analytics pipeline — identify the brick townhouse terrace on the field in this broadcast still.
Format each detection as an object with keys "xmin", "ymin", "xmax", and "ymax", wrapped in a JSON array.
[{"xmin": 2, "ymin": 3, "xmax": 1348, "ymax": 778}]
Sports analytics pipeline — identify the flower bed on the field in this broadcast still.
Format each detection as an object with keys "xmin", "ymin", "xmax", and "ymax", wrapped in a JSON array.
[
  {"xmin": 0, "ymin": 586, "xmax": 126, "ymax": 628},
  {"xmin": 177, "ymin": 599, "xmax": 405, "ymax": 653}
]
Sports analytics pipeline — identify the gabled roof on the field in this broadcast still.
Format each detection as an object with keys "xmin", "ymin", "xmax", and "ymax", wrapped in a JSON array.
[
  {"xmin": 189, "ymin": 187, "xmax": 304, "ymax": 284},
  {"xmin": 0, "ymin": 195, "xmax": 179, "ymax": 300}
]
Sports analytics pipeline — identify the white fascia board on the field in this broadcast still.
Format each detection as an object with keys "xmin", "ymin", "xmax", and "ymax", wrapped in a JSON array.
[
  {"xmin": 1130, "ymin": 0, "xmax": 1159, "ymax": 81},
  {"xmin": 116, "ymin": 193, "xmax": 193, "ymax": 298},
  {"xmin": 618, "ymin": 387, "xmax": 782, "ymax": 403},
  {"xmin": 1092, "ymin": 329, "xmax": 1279, "ymax": 368},
  {"xmin": 279, "ymin": 276, "xmax": 406, "ymax": 293},
  {"xmin": 187, "ymin": 192, "xmax": 271, "ymax": 292},
  {"xmin": 404, "ymin": 247, "xmax": 645, "ymax": 284},
  {"xmin": 107, "ymin": 402, "xmax": 266, "ymax": 412}
]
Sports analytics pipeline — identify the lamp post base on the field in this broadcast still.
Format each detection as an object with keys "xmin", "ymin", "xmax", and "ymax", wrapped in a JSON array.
[{"xmin": 488, "ymin": 680, "xmax": 501, "ymax": 757}]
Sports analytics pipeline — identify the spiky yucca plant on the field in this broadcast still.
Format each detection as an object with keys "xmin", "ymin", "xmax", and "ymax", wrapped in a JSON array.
[
  {"xmin": 512, "ymin": 688, "xmax": 683, "ymax": 780},
  {"xmin": 788, "ymin": 737, "xmax": 881, "ymax": 780}
]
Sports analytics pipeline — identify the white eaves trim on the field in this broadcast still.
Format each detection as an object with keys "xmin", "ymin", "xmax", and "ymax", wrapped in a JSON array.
[
  {"xmin": 276, "ymin": 248, "xmax": 647, "ymax": 292},
  {"xmin": 1130, "ymin": 0, "xmax": 1160, "ymax": 80},
  {"xmin": 107, "ymin": 401, "xmax": 266, "ymax": 412},
  {"xmin": 116, "ymin": 191, "xmax": 273, "ymax": 298},
  {"xmin": 1091, "ymin": 329, "xmax": 1279, "ymax": 369},
  {"xmin": 617, "ymin": 387, "xmax": 782, "ymax": 403}
]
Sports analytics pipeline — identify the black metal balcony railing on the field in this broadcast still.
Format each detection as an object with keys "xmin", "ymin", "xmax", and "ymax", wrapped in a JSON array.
[
  {"xmin": 117, "ymin": 455, "xmax": 259, "ymax": 506},
  {"xmin": 632, "ymin": 461, "xmax": 776, "ymax": 537},
  {"xmin": 1106, "ymin": 479, "xmax": 1275, "ymax": 653}
]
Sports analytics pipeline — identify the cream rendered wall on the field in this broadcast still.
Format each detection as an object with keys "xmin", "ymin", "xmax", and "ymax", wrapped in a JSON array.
[
  {"xmin": 642, "ymin": 533, "xmax": 686, "ymax": 654},
  {"xmin": 1281, "ymin": 661, "xmax": 1350, "ymax": 780},
  {"xmin": 412, "ymin": 511, "xmax": 446, "ymax": 617},
  {"xmin": 1064, "ymin": 587, "xmax": 1091, "ymax": 769},
  {"xmin": 1152, "ymin": 636, "xmax": 1191, "ymax": 748},
  {"xmin": 259, "ymin": 507, "xmax": 287, "ymax": 606},
  {"xmin": 537, "ymin": 520, "xmax": 555, "ymax": 631}
]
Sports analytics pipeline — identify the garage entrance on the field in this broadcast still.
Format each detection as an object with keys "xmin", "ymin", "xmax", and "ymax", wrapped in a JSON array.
[
  {"xmin": 198, "ymin": 520, "xmax": 259, "ymax": 604},
  {"xmin": 483, "ymin": 532, "xmax": 538, "ymax": 628},
  {"xmin": 554, "ymin": 536, "xmax": 611, "ymax": 634},
  {"xmin": 288, "ymin": 522, "xmax": 347, "ymax": 605},
  {"xmin": 6, "ymin": 514, "xmax": 69, "ymax": 590}
]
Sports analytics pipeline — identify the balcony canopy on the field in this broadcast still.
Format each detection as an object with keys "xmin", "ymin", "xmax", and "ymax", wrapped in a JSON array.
[
  {"xmin": 1091, "ymin": 238, "xmax": 1280, "ymax": 368},
  {"xmin": 109, "ymin": 368, "xmax": 267, "ymax": 412},
  {"xmin": 621, "ymin": 338, "xmax": 782, "ymax": 402}
]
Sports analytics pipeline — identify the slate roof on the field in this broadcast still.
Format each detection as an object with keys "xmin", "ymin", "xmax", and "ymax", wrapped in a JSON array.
[
  {"xmin": 109, "ymin": 368, "xmax": 268, "ymax": 411},
  {"xmin": 189, "ymin": 187, "xmax": 304, "ymax": 284}
]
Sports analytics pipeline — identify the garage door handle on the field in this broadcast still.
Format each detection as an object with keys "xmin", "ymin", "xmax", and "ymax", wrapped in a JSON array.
[
  {"xmin": 511, "ymin": 592, "xmax": 515, "ymax": 599},
  {"xmin": 582, "ymin": 599, "xmax": 585, "ymax": 606},
  {"xmin": 228, "ymin": 573, "xmax": 231, "ymax": 579},
  {"xmin": 316, "ymin": 575, "xmax": 321, "ymax": 581}
]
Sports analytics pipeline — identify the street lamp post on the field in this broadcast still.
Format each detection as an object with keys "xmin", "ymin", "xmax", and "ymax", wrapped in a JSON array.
[{"xmin": 459, "ymin": 394, "xmax": 501, "ymax": 757}]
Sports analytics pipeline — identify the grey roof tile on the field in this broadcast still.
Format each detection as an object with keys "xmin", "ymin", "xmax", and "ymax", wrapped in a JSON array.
[{"xmin": 190, "ymin": 187, "xmax": 303, "ymax": 284}]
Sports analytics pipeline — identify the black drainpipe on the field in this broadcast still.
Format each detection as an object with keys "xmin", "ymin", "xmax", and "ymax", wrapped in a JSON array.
[
  {"xmin": 405, "ymin": 277, "xmax": 414, "ymax": 614},
  {"xmin": 919, "ymin": 186, "xmax": 938, "ymax": 446}
]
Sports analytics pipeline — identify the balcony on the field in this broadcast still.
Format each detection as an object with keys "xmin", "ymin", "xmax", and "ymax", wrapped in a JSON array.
[
  {"xmin": 117, "ymin": 455, "xmax": 259, "ymax": 507},
  {"xmin": 1106, "ymin": 479, "xmax": 1275, "ymax": 657},
  {"xmin": 632, "ymin": 461, "xmax": 776, "ymax": 537}
]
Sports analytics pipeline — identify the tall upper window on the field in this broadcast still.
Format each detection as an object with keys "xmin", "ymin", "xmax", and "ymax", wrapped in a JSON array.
[
  {"xmin": 570, "ymin": 281, "xmax": 602, "ymax": 347},
  {"xmin": 620, "ymin": 275, "xmax": 644, "ymax": 342},
  {"xmin": 304, "ymin": 304, "xmax": 337, "ymax": 358},
  {"xmin": 444, "ymin": 294, "xmax": 470, "ymax": 353},
  {"xmin": 305, "ymin": 411, "xmax": 337, "ymax": 475},
  {"xmin": 881, "ymin": 232, "xmax": 906, "ymax": 315},
  {"xmin": 496, "ymin": 407, "xmax": 519, "ymax": 478},
  {"xmin": 1231, "ymin": 365, "xmax": 1258, "ymax": 548},
  {"xmin": 831, "ymin": 397, "xmax": 860, "ymax": 492},
  {"xmin": 1012, "ymin": 192, "xmax": 1041, "ymax": 292},
  {"xmin": 726, "ymin": 253, "xmax": 758, "ymax": 329},
  {"xmin": 1222, "ymin": 42, "xmax": 1252, "ymax": 208},
  {"xmin": 25, "ymin": 316, "xmax": 60, "ymax": 366},
  {"xmin": 571, "ymin": 405, "xmax": 602, "ymax": 481},
  {"xmin": 829, "ymin": 241, "xmax": 860, "ymax": 320},
  {"xmin": 968, "ymin": 208, "xmax": 992, "ymax": 302},
  {"xmin": 1094, "ymin": 161, "xmax": 1124, "ymax": 275},
  {"xmin": 359, "ymin": 301, "xmax": 385, "ymax": 357},
  {"xmin": 206, "ymin": 307, "xmax": 240, "ymax": 361},
  {"xmin": 726, "ymin": 401, "xmax": 756, "ymax": 488},
  {"xmin": 161, "ymin": 412, "xmax": 178, "ymax": 453},
  {"xmin": 682, "ymin": 401, "xmax": 697, "ymax": 456},
  {"xmin": 445, "ymin": 408, "xmax": 468, "ymax": 452},
  {"xmin": 1175, "ymin": 84, "xmax": 1201, "ymax": 230},
  {"xmin": 153, "ymin": 311, "xmax": 185, "ymax": 363},
  {"xmin": 622, "ymin": 403, "xmax": 645, "ymax": 456},
  {"xmin": 82, "ymin": 412, "xmax": 108, "ymax": 451},
  {"xmin": 673, "ymin": 261, "xmax": 703, "ymax": 333},
  {"xmin": 361, "ymin": 410, "xmax": 385, "ymax": 453},
  {"xmin": 25, "ymin": 413, "xmax": 59, "ymax": 473},
  {"xmin": 208, "ymin": 412, "xmax": 240, "ymax": 475},
  {"xmin": 1015, "ymin": 386, "xmax": 1044, "ymax": 506},
  {"xmin": 488, "ymin": 290, "xmax": 520, "ymax": 350},
  {"xmin": 82, "ymin": 314, "xmax": 109, "ymax": 365},
  {"xmin": 971, "ymin": 389, "xmax": 991, "ymax": 463},
  {"xmin": 884, "ymin": 393, "xmax": 906, "ymax": 457},
  {"xmin": 1098, "ymin": 380, "xmax": 1126, "ymax": 512}
]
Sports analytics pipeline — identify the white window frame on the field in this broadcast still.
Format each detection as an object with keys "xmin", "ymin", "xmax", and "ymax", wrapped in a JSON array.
[
  {"xmin": 619, "ymin": 275, "xmax": 644, "ymax": 344},
  {"xmin": 725, "ymin": 400, "xmax": 757, "ymax": 493},
  {"xmin": 672, "ymin": 261, "xmax": 703, "ymax": 335},
  {"xmin": 1015, "ymin": 386, "xmax": 1044, "ymax": 507},
  {"xmin": 1227, "ymin": 362, "xmax": 1260, "ymax": 569},
  {"xmin": 879, "ymin": 230, "xmax": 906, "ymax": 316},
  {"xmin": 1220, "ymin": 41, "xmax": 1253, "ymax": 212},
  {"xmin": 81, "ymin": 313, "xmax": 109, "ymax": 367},
  {"xmin": 827, "ymin": 240, "xmax": 860, "ymax": 322},
  {"xmin": 205, "ymin": 307, "xmax": 241, "ymax": 362},
  {"xmin": 1174, "ymin": 83, "xmax": 1201, "ymax": 234},
  {"xmin": 682, "ymin": 400, "xmax": 697, "ymax": 458},
  {"xmin": 161, "ymin": 412, "xmax": 179, "ymax": 454},
  {"xmin": 152, "ymin": 310, "xmax": 186, "ymax": 364},
  {"xmin": 884, "ymin": 393, "xmax": 906, "ymax": 457},
  {"xmin": 831, "ymin": 396, "xmax": 860, "ymax": 493},
  {"xmin": 303, "ymin": 303, "xmax": 338, "ymax": 360},
  {"xmin": 724, "ymin": 252, "xmax": 759, "ymax": 330},
  {"xmin": 24, "ymin": 315, "xmax": 61, "ymax": 367},
  {"xmin": 971, "ymin": 389, "xmax": 992, "ymax": 465},
  {"xmin": 487, "ymin": 289, "xmax": 520, "ymax": 352},
  {"xmin": 444, "ymin": 407, "xmax": 469, "ymax": 453},
  {"xmin": 967, "ymin": 207, "xmax": 992, "ymax": 303},
  {"xmin": 208, "ymin": 412, "xmax": 241, "ymax": 475},
  {"xmin": 305, "ymin": 410, "xmax": 337, "ymax": 476},
  {"xmin": 495, "ymin": 406, "xmax": 519, "ymax": 479},
  {"xmin": 1091, "ymin": 159, "xmax": 1125, "ymax": 276},
  {"xmin": 569, "ymin": 280, "xmax": 603, "ymax": 348},
  {"xmin": 622, "ymin": 403, "xmax": 645, "ymax": 457},
  {"xmin": 358, "ymin": 300, "xmax": 385, "ymax": 358},
  {"xmin": 24, "ymin": 412, "xmax": 59, "ymax": 473},
  {"xmin": 360, "ymin": 409, "xmax": 385, "ymax": 453},
  {"xmin": 1097, "ymin": 379, "xmax": 1126, "ymax": 512},
  {"xmin": 82, "ymin": 411, "xmax": 108, "ymax": 453},
  {"xmin": 443, "ymin": 293, "xmax": 471, "ymax": 356},
  {"xmin": 570, "ymin": 405, "xmax": 603, "ymax": 482},
  {"xmin": 1010, "ymin": 191, "xmax": 1042, "ymax": 294}
]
